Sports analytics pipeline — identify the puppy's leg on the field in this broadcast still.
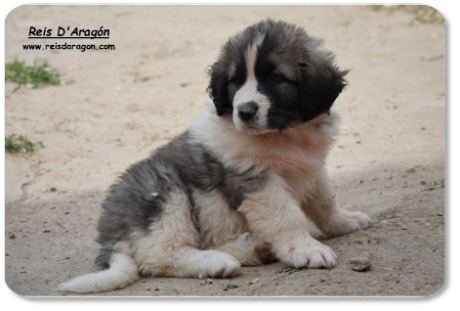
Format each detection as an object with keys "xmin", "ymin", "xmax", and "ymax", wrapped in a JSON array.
[
  {"xmin": 134, "ymin": 190, "xmax": 240, "ymax": 279},
  {"xmin": 212, "ymin": 232, "xmax": 263, "ymax": 266},
  {"xmin": 303, "ymin": 169, "xmax": 371, "ymax": 238},
  {"xmin": 238, "ymin": 173, "xmax": 337, "ymax": 269}
]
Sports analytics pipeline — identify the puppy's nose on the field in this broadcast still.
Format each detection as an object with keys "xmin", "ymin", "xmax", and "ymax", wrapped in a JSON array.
[{"xmin": 238, "ymin": 101, "xmax": 259, "ymax": 122}]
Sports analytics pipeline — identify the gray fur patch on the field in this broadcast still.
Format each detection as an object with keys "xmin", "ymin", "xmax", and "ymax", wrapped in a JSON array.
[{"xmin": 95, "ymin": 131, "xmax": 266, "ymax": 267}]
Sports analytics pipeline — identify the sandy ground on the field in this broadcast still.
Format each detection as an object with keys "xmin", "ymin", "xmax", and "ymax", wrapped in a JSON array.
[{"xmin": 4, "ymin": 5, "xmax": 445, "ymax": 297}]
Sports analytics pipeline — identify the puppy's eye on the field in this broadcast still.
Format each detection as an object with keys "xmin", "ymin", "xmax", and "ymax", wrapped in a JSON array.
[{"xmin": 270, "ymin": 73, "xmax": 282, "ymax": 81}]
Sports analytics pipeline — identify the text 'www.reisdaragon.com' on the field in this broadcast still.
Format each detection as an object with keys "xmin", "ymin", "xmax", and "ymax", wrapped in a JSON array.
[{"xmin": 22, "ymin": 42, "xmax": 116, "ymax": 52}]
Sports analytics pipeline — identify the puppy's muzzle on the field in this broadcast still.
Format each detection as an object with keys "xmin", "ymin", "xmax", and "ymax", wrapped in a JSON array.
[{"xmin": 238, "ymin": 101, "xmax": 259, "ymax": 122}]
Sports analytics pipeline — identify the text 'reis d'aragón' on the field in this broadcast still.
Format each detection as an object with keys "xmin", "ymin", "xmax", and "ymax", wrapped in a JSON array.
[{"xmin": 28, "ymin": 26, "xmax": 110, "ymax": 39}]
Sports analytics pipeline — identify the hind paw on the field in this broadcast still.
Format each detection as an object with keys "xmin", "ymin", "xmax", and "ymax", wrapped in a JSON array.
[
  {"xmin": 322, "ymin": 210, "xmax": 371, "ymax": 238},
  {"xmin": 200, "ymin": 250, "xmax": 241, "ymax": 278}
]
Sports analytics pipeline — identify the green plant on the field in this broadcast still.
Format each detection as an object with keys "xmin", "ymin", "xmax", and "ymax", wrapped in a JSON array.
[
  {"xmin": 5, "ymin": 57, "xmax": 60, "ymax": 88},
  {"xmin": 277, "ymin": 267, "xmax": 302, "ymax": 275},
  {"xmin": 420, "ymin": 179, "xmax": 445, "ymax": 187},
  {"xmin": 5, "ymin": 134, "xmax": 43, "ymax": 153}
]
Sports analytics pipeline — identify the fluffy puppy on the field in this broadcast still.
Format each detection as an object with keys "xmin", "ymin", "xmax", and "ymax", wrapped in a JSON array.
[{"xmin": 58, "ymin": 19, "xmax": 370, "ymax": 294}]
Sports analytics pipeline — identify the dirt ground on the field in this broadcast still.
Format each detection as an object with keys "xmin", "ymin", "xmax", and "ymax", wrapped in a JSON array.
[{"xmin": 4, "ymin": 5, "xmax": 445, "ymax": 297}]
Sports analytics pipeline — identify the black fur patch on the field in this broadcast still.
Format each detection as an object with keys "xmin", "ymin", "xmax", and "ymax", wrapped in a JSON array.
[{"xmin": 207, "ymin": 19, "xmax": 348, "ymax": 128}]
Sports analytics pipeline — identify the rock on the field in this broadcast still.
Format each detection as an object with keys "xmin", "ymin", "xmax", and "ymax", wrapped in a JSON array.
[
  {"xmin": 349, "ymin": 257, "xmax": 372, "ymax": 272},
  {"xmin": 226, "ymin": 283, "xmax": 239, "ymax": 289}
]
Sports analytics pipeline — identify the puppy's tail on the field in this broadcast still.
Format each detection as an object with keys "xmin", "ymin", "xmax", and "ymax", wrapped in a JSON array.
[{"xmin": 58, "ymin": 253, "xmax": 139, "ymax": 293}]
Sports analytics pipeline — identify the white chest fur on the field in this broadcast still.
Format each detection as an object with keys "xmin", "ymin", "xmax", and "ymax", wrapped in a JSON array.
[{"xmin": 189, "ymin": 107, "xmax": 339, "ymax": 203}]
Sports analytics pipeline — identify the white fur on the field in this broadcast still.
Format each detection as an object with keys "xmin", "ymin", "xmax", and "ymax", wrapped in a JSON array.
[
  {"xmin": 190, "ymin": 106, "xmax": 336, "ymax": 182},
  {"xmin": 213, "ymin": 232, "xmax": 262, "ymax": 266},
  {"xmin": 232, "ymin": 35, "xmax": 271, "ymax": 132},
  {"xmin": 130, "ymin": 190, "xmax": 240, "ymax": 279},
  {"xmin": 190, "ymin": 106, "xmax": 370, "ymax": 269},
  {"xmin": 302, "ymin": 167, "xmax": 371, "ymax": 238},
  {"xmin": 57, "ymin": 253, "xmax": 139, "ymax": 293},
  {"xmin": 59, "ymin": 191, "xmax": 243, "ymax": 293},
  {"xmin": 192, "ymin": 189, "xmax": 248, "ymax": 249},
  {"xmin": 59, "ymin": 105, "xmax": 370, "ymax": 293},
  {"xmin": 237, "ymin": 171, "xmax": 337, "ymax": 268}
]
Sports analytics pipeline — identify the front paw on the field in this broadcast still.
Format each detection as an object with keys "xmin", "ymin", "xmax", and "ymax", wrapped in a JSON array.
[
  {"xmin": 278, "ymin": 237, "xmax": 337, "ymax": 269},
  {"xmin": 323, "ymin": 210, "xmax": 371, "ymax": 238}
]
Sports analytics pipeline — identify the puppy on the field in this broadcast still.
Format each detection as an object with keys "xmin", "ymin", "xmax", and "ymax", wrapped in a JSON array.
[{"xmin": 58, "ymin": 19, "xmax": 370, "ymax": 293}]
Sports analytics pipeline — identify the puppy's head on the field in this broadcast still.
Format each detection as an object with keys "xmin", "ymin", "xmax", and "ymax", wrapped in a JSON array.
[{"xmin": 207, "ymin": 19, "xmax": 348, "ymax": 134}]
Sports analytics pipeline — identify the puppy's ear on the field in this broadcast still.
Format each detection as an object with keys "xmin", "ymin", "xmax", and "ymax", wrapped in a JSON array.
[
  {"xmin": 297, "ymin": 63, "xmax": 348, "ymax": 122},
  {"xmin": 207, "ymin": 63, "xmax": 232, "ymax": 117}
]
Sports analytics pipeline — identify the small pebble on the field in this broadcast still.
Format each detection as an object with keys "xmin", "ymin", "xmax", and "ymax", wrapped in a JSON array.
[
  {"xmin": 223, "ymin": 288, "xmax": 228, "ymax": 291},
  {"xmin": 200, "ymin": 280, "xmax": 207, "ymax": 285},
  {"xmin": 401, "ymin": 227, "xmax": 408, "ymax": 230},
  {"xmin": 227, "ymin": 283, "xmax": 239, "ymax": 289},
  {"xmin": 207, "ymin": 279, "xmax": 213, "ymax": 284},
  {"xmin": 50, "ymin": 187, "xmax": 57, "ymax": 192},
  {"xmin": 349, "ymin": 257, "xmax": 372, "ymax": 272}
]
